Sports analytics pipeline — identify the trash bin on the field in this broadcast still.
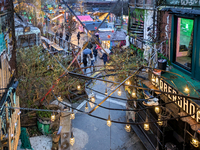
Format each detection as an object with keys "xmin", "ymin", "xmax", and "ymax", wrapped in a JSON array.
[{"xmin": 158, "ymin": 59, "xmax": 167, "ymax": 71}]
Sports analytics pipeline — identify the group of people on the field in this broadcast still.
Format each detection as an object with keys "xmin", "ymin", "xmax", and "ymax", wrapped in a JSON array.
[
  {"xmin": 83, "ymin": 45, "xmax": 98, "ymax": 72},
  {"xmin": 82, "ymin": 45, "xmax": 108, "ymax": 73}
]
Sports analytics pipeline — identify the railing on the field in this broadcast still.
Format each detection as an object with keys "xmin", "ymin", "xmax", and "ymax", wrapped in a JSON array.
[{"xmin": 129, "ymin": 0, "xmax": 155, "ymax": 8}]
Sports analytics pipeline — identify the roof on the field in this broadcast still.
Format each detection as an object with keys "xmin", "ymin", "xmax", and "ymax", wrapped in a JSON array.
[
  {"xmin": 99, "ymin": 31, "xmax": 126, "ymax": 41},
  {"xmin": 77, "ymin": 15, "xmax": 93, "ymax": 22},
  {"xmin": 83, "ymin": 21, "xmax": 107, "ymax": 31}
]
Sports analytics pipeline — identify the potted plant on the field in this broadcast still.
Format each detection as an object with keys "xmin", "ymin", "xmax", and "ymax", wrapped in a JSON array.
[{"xmin": 157, "ymin": 53, "xmax": 171, "ymax": 72}]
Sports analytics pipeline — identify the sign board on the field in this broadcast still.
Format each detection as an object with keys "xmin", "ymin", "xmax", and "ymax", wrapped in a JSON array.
[
  {"xmin": 150, "ymin": 72, "xmax": 200, "ymax": 123},
  {"xmin": 165, "ymin": 0, "xmax": 200, "ymax": 7}
]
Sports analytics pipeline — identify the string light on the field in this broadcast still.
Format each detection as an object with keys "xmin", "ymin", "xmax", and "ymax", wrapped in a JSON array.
[
  {"xmin": 70, "ymin": 132, "xmax": 75, "ymax": 146},
  {"xmin": 126, "ymin": 80, "xmax": 131, "ymax": 85},
  {"xmin": 132, "ymin": 88, "xmax": 136, "ymax": 98},
  {"xmin": 51, "ymin": 112, "xmax": 55, "ymax": 122},
  {"xmin": 144, "ymin": 116, "xmax": 149, "ymax": 131},
  {"xmin": 185, "ymin": 84, "xmax": 189, "ymax": 93},
  {"xmin": 125, "ymin": 120, "xmax": 131, "ymax": 132},
  {"xmin": 191, "ymin": 132, "xmax": 199, "ymax": 148},
  {"xmin": 91, "ymin": 96, "xmax": 95, "ymax": 103},
  {"xmin": 118, "ymin": 88, "xmax": 121, "ymax": 96},
  {"xmin": 85, "ymin": 102, "xmax": 89, "ymax": 112},
  {"xmin": 107, "ymin": 114, "xmax": 112, "ymax": 127},
  {"xmin": 70, "ymin": 110, "xmax": 75, "ymax": 120},
  {"xmin": 77, "ymin": 85, "xmax": 81, "ymax": 91},
  {"xmin": 154, "ymin": 106, "xmax": 160, "ymax": 114},
  {"xmin": 57, "ymin": 96, "xmax": 63, "ymax": 102},
  {"xmin": 105, "ymin": 88, "xmax": 108, "ymax": 96},
  {"xmin": 157, "ymin": 115, "xmax": 163, "ymax": 126}
]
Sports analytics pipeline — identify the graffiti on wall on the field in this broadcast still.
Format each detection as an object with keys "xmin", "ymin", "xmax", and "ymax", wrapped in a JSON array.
[{"xmin": 166, "ymin": 0, "xmax": 200, "ymax": 6}]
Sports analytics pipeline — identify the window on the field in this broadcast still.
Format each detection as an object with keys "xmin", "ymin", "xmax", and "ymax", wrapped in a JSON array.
[{"xmin": 175, "ymin": 18, "xmax": 194, "ymax": 71}]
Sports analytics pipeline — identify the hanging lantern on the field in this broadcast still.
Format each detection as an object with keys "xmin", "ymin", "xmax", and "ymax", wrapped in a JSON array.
[
  {"xmin": 126, "ymin": 80, "xmax": 131, "ymax": 85},
  {"xmin": 144, "ymin": 116, "xmax": 149, "ymax": 131},
  {"xmin": 85, "ymin": 102, "xmax": 89, "ymax": 112},
  {"xmin": 77, "ymin": 85, "xmax": 81, "ymax": 90},
  {"xmin": 70, "ymin": 132, "xmax": 75, "ymax": 146},
  {"xmin": 154, "ymin": 106, "xmax": 160, "ymax": 114},
  {"xmin": 51, "ymin": 112, "xmax": 55, "ymax": 122},
  {"xmin": 57, "ymin": 96, "xmax": 63, "ymax": 102},
  {"xmin": 152, "ymin": 78, "xmax": 155, "ymax": 82},
  {"xmin": 107, "ymin": 35, "xmax": 111, "ymax": 39},
  {"xmin": 91, "ymin": 97, "xmax": 95, "ymax": 103},
  {"xmin": 105, "ymin": 88, "xmax": 108, "ymax": 96},
  {"xmin": 185, "ymin": 84, "xmax": 189, "ymax": 93},
  {"xmin": 118, "ymin": 88, "xmax": 122, "ymax": 96},
  {"xmin": 95, "ymin": 27, "xmax": 97, "ymax": 29},
  {"xmin": 107, "ymin": 114, "xmax": 112, "ymax": 127},
  {"xmin": 125, "ymin": 120, "xmax": 131, "ymax": 132},
  {"xmin": 132, "ymin": 88, "xmax": 136, "ymax": 98},
  {"xmin": 112, "ymin": 30, "xmax": 114, "ymax": 33},
  {"xmin": 70, "ymin": 110, "xmax": 75, "ymax": 120},
  {"xmin": 191, "ymin": 132, "xmax": 199, "ymax": 148}
]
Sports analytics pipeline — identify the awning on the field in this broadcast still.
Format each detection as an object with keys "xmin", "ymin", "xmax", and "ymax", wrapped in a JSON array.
[
  {"xmin": 178, "ymin": 112, "xmax": 200, "ymax": 131},
  {"xmin": 76, "ymin": 15, "xmax": 93, "ymax": 22},
  {"xmin": 161, "ymin": 8, "xmax": 200, "ymax": 16}
]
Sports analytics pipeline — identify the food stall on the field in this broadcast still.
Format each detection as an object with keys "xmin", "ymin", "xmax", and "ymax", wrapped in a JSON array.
[{"xmin": 98, "ymin": 30, "xmax": 126, "ymax": 50}]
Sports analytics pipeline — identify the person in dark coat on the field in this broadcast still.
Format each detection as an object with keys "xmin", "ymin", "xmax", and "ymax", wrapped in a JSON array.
[
  {"xmin": 77, "ymin": 32, "xmax": 80, "ymax": 45},
  {"xmin": 65, "ymin": 33, "xmax": 69, "ymax": 41},
  {"xmin": 93, "ymin": 46, "xmax": 98, "ymax": 62},
  {"xmin": 102, "ymin": 53, "xmax": 107, "ymax": 65},
  {"xmin": 83, "ymin": 54, "xmax": 87, "ymax": 72}
]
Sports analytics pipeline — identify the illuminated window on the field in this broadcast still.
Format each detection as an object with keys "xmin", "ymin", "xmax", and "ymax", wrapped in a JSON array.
[{"xmin": 175, "ymin": 18, "xmax": 194, "ymax": 71}]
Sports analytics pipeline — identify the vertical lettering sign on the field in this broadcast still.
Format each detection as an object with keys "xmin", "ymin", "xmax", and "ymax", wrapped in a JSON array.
[
  {"xmin": 150, "ymin": 72, "xmax": 200, "ymax": 123},
  {"xmin": 165, "ymin": 0, "xmax": 200, "ymax": 7}
]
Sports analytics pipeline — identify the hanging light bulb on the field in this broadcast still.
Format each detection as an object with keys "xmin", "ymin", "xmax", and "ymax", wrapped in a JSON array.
[
  {"xmin": 132, "ymin": 88, "xmax": 136, "ymax": 98},
  {"xmin": 91, "ymin": 96, "xmax": 95, "ymax": 103},
  {"xmin": 144, "ymin": 116, "xmax": 149, "ymax": 131},
  {"xmin": 70, "ymin": 110, "xmax": 75, "ymax": 120},
  {"xmin": 107, "ymin": 114, "xmax": 112, "ymax": 127},
  {"xmin": 118, "ymin": 88, "xmax": 122, "ymax": 96},
  {"xmin": 57, "ymin": 96, "xmax": 63, "ymax": 102},
  {"xmin": 157, "ymin": 115, "xmax": 163, "ymax": 126},
  {"xmin": 125, "ymin": 120, "xmax": 131, "ymax": 132},
  {"xmin": 126, "ymin": 80, "xmax": 131, "ymax": 85},
  {"xmin": 85, "ymin": 102, "xmax": 89, "ymax": 112},
  {"xmin": 185, "ymin": 84, "xmax": 189, "ymax": 93},
  {"xmin": 191, "ymin": 132, "xmax": 199, "ymax": 148},
  {"xmin": 105, "ymin": 88, "xmax": 108, "ymax": 96},
  {"xmin": 77, "ymin": 85, "xmax": 81, "ymax": 91},
  {"xmin": 51, "ymin": 112, "xmax": 55, "ymax": 122},
  {"xmin": 154, "ymin": 106, "xmax": 160, "ymax": 114},
  {"xmin": 70, "ymin": 132, "xmax": 75, "ymax": 146}
]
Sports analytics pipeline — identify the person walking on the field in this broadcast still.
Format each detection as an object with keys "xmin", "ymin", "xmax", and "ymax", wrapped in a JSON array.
[
  {"xmin": 102, "ymin": 53, "xmax": 108, "ymax": 65},
  {"xmin": 93, "ymin": 46, "xmax": 98, "ymax": 62},
  {"xmin": 65, "ymin": 33, "xmax": 69, "ymax": 41},
  {"xmin": 90, "ymin": 53, "xmax": 94, "ymax": 67},
  {"xmin": 83, "ymin": 54, "xmax": 87, "ymax": 73},
  {"xmin": 77, "ymin": 32, "xmax": 80, "ymax": 45}
]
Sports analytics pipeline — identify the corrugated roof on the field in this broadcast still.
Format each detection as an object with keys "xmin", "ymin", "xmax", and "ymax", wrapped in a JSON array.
[
  {"xmin": 99, "ymin": 31, "xmax": 126, "ymax": 41},
  {"xmin": 83, "ymin": 21, "xmax": 107, "ymax": 31}
]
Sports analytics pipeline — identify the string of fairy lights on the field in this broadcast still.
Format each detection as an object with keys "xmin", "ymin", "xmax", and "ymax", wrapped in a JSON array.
[{"xmin": 45, "ymin": 42, "xmax": 200, "ymax": 147}]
